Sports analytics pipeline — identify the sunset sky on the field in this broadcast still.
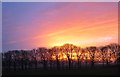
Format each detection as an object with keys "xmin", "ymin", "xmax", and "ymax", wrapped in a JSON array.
[{"xmin": 2, "ymin": 2, "xmax": 118, "ymax": 51}]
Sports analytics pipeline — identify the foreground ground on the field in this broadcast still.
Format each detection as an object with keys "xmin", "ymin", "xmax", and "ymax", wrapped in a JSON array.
[{"xmin": 2, "ymin": 65, "xmax": 120, "ymax": 76}]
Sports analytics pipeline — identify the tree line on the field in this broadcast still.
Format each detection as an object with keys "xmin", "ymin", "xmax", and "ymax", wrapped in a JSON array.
[{"xmin": 2, "ymin": 43, "xmax": 120, "ymax": 71}]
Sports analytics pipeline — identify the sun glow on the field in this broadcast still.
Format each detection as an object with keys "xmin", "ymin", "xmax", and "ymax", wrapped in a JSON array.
[{"xmin": 47, "ymin": 35, "xmax": 85, "ymax": 48}]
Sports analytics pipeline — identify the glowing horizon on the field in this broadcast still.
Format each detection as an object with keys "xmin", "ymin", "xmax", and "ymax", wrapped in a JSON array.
[{"xmin": 3, "ymin": 2, "xmax": 118, "ymax": 51}]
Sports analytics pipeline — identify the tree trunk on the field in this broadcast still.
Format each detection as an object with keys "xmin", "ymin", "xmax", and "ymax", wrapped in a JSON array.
[
  {"xmin": 106, "ymin": 59, "xmax": 109, "ymax": 66},
  {"xmin": 35, "ymin": 60, "xmax": 37, "ymax": 69},
  {"xmin": 91, "ymin": 60, "xmax": 94, "ymax": 67},
  {"xmin": 43, "ymin": 59, "xmax": 47, "ymax": 70},
  {"xmin": 77, "ymin": 58, "xmax": 80, "ymax": 69},
  {"xmin": 68, "ymin": 56, "xmax": 71, "ymax": 70},
  {"xmin": 49, "ymin": 60, "xmax": 52, "ymax": 70},
  {"xmin": 85, "ymin": 57, "xmax": 87, "ymax": 67},
  {"xmin": 56, "ymin": 58, "xmax": 60, "ymax": 70},
  {"xmin": 8, "ymin": 59, "xmax": 11, "ymax": 71},
  {"xmin": 91, "ymin": 56, "xmax": 94, "ymax": 68},
  {"xmin": 13, "ymin": 60, "xmax": 16, "ymax": 71},
  {"xmin": 25, "ymin": 59, "xmax": 28, "ymax": 70},
  {"xmin": 28, "ymin": 61, "xmax": 31, "ymax": 70},
  {"xmin": 21, "ymin": 59, "xmax": 24, "ymax": 70}
]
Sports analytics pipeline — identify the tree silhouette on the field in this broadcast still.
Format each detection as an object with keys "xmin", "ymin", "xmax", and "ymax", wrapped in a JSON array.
[
  {"xmin": 100, "ymin": 47, "xmax": 107, "ymax": 67},
  {"xmin": 51, "ymin": 46, "xmax": 60, "ymax": 70},
  {"xmin": 6, "ymin": 51, "xmax": 12, "ymax": 71},
  {"xmin": 20, "ymin": 50, "xmax": 25, "ymax": 70},
  {"xmin": 38, "ymin": 47, "xmax": 48, "ymax": 70},
  {"xmin": 83, "ymin": 48, "xmax": 89, "ymax": 67},
  {"xmin": 48, "ymin": 49, "xmax": 53, "ymax": 70},
  {"xmin": 12, "ymin": 50, "xmax": 18, "ymax": 71},
  {"xmin": 32, "ymin": 49, "xmax": 38, "ymax": 69},
  {"xmin": 62, "ymin": 44, "xmax": 72, "ymax": 70},
  {"xmin": 27, "ymin": 50, "xmax": 34, "ymax": 70},
  {"xmin": 105, "ymin": 47, "xmax": 111, "ymax": 66},
  {"xmin": 94, "ymin": 48, "xmax": 102, "ymax": 64},
  {"xmin": 109, "ymin": 43, "xmax": 120, "ymax": 66},
  {"xmin": 87, "ymin": 47, "xmax": 97, "ymax": 67},
  {"xmin": 2, "ymin": 43, "xmax": 119, "ymax": 71},
  {"xmin": 75, "ymin": 47, "xmax": 82, "ymax": 69}
]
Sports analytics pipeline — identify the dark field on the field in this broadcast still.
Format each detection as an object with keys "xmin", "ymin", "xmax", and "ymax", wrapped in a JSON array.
[{"xmin": 2, "ymin": 65, "xmax": 120, "ymax": 76}]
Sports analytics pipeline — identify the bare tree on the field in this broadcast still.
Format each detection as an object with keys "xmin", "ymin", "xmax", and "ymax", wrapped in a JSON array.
[
  {"xmin": 100, "ymin": 47, "xmax": 107, "ymax": 67},
  {"xmin": 38, "ymin": 47, "xmax": 49, "ymax": 70},
  {"xmin": 4, "ymin": 51, "xmax": 12, "ymax": 71},
  {"xmin": 48, "ymin": 49, "xmax": 54, "ymax": 70},
  {"xmin": 62, "ymin": 44, "xmax": 72, "ymax": 70},
  {"xmin": 12, "ymin": 50, "xmax": 18, "ymax": 71},
  {"xmin": 87, "ymin": 47, "xmax": 97, "ymax": 67},
  {"xmin": 51, "ymin": 46, "xmax": 60, "ymax": 70},
  {"xmin": 31, "ymin": 49, "xmax": 37, "ymax": 69},
  {"xmin": 109, "ymin": 43, "xmax": 120, "ymax": 65},
  {"xmin": 75, "ymin": 47, "xmax": 82, "ymax": 69}
]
